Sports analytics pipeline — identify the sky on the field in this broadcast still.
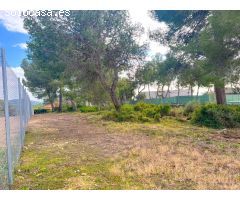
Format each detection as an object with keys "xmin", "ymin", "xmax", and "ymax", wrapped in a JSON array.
[{"xmin": 0, "ymin": 10, "xmax": 169, "ymax": 101}]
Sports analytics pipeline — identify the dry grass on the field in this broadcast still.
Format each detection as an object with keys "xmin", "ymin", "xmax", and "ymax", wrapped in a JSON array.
[{"xmin": 12, "ymin": 113, "xmax": 240, "ymax": 189}]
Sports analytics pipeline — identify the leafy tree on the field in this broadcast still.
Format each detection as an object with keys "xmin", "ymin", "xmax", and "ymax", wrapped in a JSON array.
[
  {"xmin": 64, "ymin": 11, "xmax": 146, "ymax": 111},
  {"xmin": 23, "ymin": 12, "xmax": 68, "ymax": 111},
  {"xmin": 134, "ymin": 62, "xmax": 155, "ymax": 99},
  {"xmin": 153, "ymin": 10, "xmax": 240, "ymax": 104},
  {"xmin": 152, "ymin": 11, "xmax": 209, "ymax": 44},
  {"xmin": 135, "ymin": 66, "xmax": 147, "ymax": 95},
  {"xmin": 116, "ymin": 78, "xmax": 136, "ymax": 104},
  {"xmin": 197, "ymin": 11, "xmax": 240, "ymax": 104},
  {"xmin": 154, "ymin": 54, "xmax": 183, "ymax": 98},
  {"xmin": 21, "ymin": 59, "xmax": 57, "ymax": 111}
]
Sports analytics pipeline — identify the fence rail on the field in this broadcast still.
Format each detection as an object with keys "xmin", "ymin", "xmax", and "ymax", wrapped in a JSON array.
[
  {"xmin": 132, "ymin": 94, "xmax": 240, "ymax": 105},
  {"xmin": 0, "ymin": 48, "xmax": 33, "ymax": 189}
]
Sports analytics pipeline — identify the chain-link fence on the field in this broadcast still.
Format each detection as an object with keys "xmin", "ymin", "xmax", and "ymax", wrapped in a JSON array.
[
  {"xmin": 132, "ymin": 94, "xmax": 240, "ymax": 105},
  {"xmin": 0, "ymin": 48, "xmax": 33, "ymax": 189}
]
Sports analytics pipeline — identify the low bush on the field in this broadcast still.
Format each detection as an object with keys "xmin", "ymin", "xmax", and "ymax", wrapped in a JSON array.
[
  {"xmin": 169, "ymin": 106, "xmax": 184, "ymax": 117},
  {"xmin": 79, "ymin": 106, "xmax": 98, "ymax": 113},
  {"xmin": 34, "ymin": 109, "xmax": 48, "ymax": 114},
  {"xmin": 120, "ymin": 104, "xmax": 134, "ymax": 112},
  {"xmin": 134, "ymin": 102, "xmax": 153, "ymax": 111},
  {"xmin": 62, "ymin": 104, "xmax": 75, "ymax": 112},
  {"xmin": 159, "ymin": 104, "xmax": 171, "ymax": 116},
  {"xmin": 102, "ymin": 102, "xmax": 171, "ymax": 123},
  {"xmin": 102, "ymin": 110, "xmax": 152, "ymax": 122},
  {"xmin": 191, "ymin": 104, "xmax": 240, "ymax": 128},
  {"xmin": 183, "ymin": 101, "xmax": 200, "ymax": 118}
]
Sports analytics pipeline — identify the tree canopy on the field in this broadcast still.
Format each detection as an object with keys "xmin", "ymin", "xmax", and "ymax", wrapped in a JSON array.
[{"xmin": 22, "ymin": 10, "xmax": 240, "ymax": 110}]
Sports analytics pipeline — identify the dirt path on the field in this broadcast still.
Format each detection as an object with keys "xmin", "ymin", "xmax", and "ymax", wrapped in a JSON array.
[
  {"xmin": 12, "ymin": 113, "xmax": 240, "ymax": 190},
  {"xmin": 27, "ymin": 113, "xmax": 150, "ymax": 158}
]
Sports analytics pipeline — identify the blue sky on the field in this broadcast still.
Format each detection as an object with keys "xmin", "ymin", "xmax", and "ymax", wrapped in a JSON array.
[{"xmin": 0, "ymin": 24, "xmax": 28, "ymax": 67}]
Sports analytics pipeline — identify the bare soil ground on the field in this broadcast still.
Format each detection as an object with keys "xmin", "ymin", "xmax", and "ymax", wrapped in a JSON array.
[{"xmin": 12, "ymin": 113, "xmax": 240, "ymax": 189}]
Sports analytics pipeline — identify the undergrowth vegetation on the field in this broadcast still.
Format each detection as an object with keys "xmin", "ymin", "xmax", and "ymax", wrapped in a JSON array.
[
  {"xmin": 102, "ymin": 102, "xmax": 171, "ymax": 122},
  {"xmin": 36, "ymin": 101, "xmax": 240, "ymax": 129},
  {"xmin": 78, "ymin": 106, "xmax": 99, "ymax": 113},
  {"xmin": 192, "ymin": 104, "xmax": 240, "ymax": 129},
  {"xmin": 183, "ymin": 101, "xmax": 200, "ymax": 118},
  {"xmin": 75, "ymin": 102, "xmax": 240, "ymax": 129},
  {"xmin": 13, "ymin": 113, "xmax": 240, "ymax": 189}
]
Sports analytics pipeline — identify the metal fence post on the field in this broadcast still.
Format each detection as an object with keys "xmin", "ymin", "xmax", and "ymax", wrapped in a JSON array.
[
  {"xmin": 1, "ymin": 48, "xmax": 13, "ymax": 185},
  {"xmin": 18, "ymin": 78, "xmax": 24, "ymax": 148}
]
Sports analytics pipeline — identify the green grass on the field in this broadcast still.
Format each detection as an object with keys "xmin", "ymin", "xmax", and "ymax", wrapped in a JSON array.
[
  {"xmin": 13, "ymin": 135, "xmax": 144, "ymax": 189},
  {"xmin": 12, "ymin": 113, "xmax": 240, "ymax": 189},
  {"xmin": 0, "ymin": 148, "xmax": 8, "ymax": 189}
]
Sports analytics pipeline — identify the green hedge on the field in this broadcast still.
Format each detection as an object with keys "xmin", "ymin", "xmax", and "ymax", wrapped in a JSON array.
[
  {"xmin": 79, "ymin": 106, "xmax": 98, "ymax": 113},
  {"xmin": 183, "ymin": 101, "xmax": 201, "ymax": 117},
  {"xmin": 191, "ymin": 104, "xmax": 240, "ymax": 128},
  {"xmin": 34, "ymin": 109, "xmax": 48, "ymax": 114},
  {"xmin": 102, "ymin": 102, "xmax": 171, "ymax": 122}
]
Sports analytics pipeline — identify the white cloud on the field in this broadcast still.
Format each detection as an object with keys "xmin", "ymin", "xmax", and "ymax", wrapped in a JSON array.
[
  {"xmin": 0, "ymin": 10, "xmax": 27, "ymax": 34},
  {"xmin": 11, "ymin": 66, "xmax": 25, "ymax": 81},
  {"xmin": 129, "ymin": 10, "xmax": 167, "ymax": 32},
  {"xmin": 148, "ymin": 41, "xmax": 169, "ymax": 56},
  {"xmin": 129, "ymin": 10, "xmax": 169, "ymax": 58},
  {"xmin": 13, "ymin": 42, "xmax": 28, "ymax": 49}
]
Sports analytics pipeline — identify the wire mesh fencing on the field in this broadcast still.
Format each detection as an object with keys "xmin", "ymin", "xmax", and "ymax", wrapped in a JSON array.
[
  {"xmin": 0, "ymin": 48, "xmax": 33, "ymax": 189},
  {"xmin": 132, "ymin": 94, "xmax": 240, "ymax": 105}
]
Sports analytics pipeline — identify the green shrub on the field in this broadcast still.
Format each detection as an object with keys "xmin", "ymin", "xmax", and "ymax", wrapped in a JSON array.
[
  {"xmin": 102, "ymin": 103, "xmax": 171, "ymax": 123},
  {"xmin": 120, "ymin": 104, "xmax": 134, "ymax": 112},
  {"xmin": 192, "ymin": 104, "xmax": 240, "ymax": 128},
  {"xmin": 138, "ymin": 114, "xmax": 152, "ymax": 122},
  {"xmin": 62, "ymin": 104, "xmax": 75, "ymax": 112},
  {"xmin": 154, "ymin": 113, "xmax": 161, "ymax": 122},
  {"xmin": 183, "ymin": 101, "xmax": 200, "ymax": 117},
  {"xmin": 79, "ymin": 106, "xmax": 98, "ymax": 113},
  {"xmin": 117, "ymin": 112, "xmax": 138, "ymax": 122},
  {"xmin": 169, "ymin": 106, "xmax": 184, "ymax": 117},
  {"xmin": 134, "ymin": 102, "xmax": 154, "ymax": 112},
  {"xmin": 142, "ymin": 107, "xmax": 158, "ymax": 118},
  {"xmin": 102, "ymin": 110, "xmax": 139, "ymax": 122},
  {"xmin": 34, "ymin": 109, "xmax": 48, "ymax": 114},
  {"xmin": 159, "ymin": 104, "xmax": 171, "ymax": 116}
]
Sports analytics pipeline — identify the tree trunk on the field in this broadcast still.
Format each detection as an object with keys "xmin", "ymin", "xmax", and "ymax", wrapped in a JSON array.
[
  {"xmin": 138, "ymin": 84, "xmax": 145, "ymax": 96},
  {"xmin": 177, "ymin": 83, "xmax": 180, "ymax": 104},
  {"xmin": 188, "ymin": 85, "xmax": 191, "ymax": 96},
  {"xmin": 148, "ymin": 84, "xmax": 151, "ymax": 99},
  {"xmin": 110, "ymin": 88, "xmax": 121, "ymax": 111},
  {"xmin": 207, "ymin": 87, "xmax": 211, "ymax": 94},
  {"xmin": 214, "ymin": 85, "xmax": 226, "ymax": 104},
  {"xmin": 161, "ymin": 85, "xmax": 164, "ymax": 98},
  {"xmin": 197, "ymin": 85, "xmax": 200, "ymax": 98},
  {"xmin": 156, "ymin": 84, "xmax": 160, "ymax": 98},
  {"xmin": 50, "ymin": 101, "xmax": 54, "ymax": 112},
  {"xmin": 70, "ymin": 100, "xmax": 77, "ymax": 111},
  {"xmin": 47, "ymin": 92, "xmax": 55, "ymax": 112},
  {"xmin": 58, "ymin": 88, "xmax": 63, "ymax": 112},
  {"xmin": 95, "ymin": 56, "xmax": 121, "ymax": 111},
  {"xmin": 165, "ymin": 84, "xmax": 170, "ymax": 98},
  {"xmin": 190, "ymin": 85, "xmax": 193, "ymax": 97}
]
